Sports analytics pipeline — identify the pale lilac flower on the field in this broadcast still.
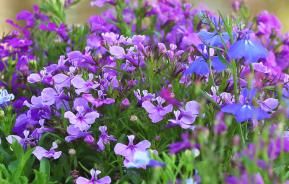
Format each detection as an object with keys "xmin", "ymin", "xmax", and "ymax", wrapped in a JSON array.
[
  {"xmin": 76, "ymin": 169, "xmax": 111, "ymax": 184},
  {"xmin": 64, "ymin": 106, "xmax": 99, "ymax": 131},
  {"xmin": 65, "ymin": 125, "xmax": 90, "ymax": 142},
  {"xmin": 71, "ymin": 74, "xmax": 99, "ymax": 94},
  {"xmin": 169, "ymin": 101, "xmax": 200, "ymax": 129},
  {"xmin": 97, "ymin": 126, "xmax": 116, "ymax": 151},
  {"xmin": 32, "ymin": 142, "xmax": 62, "ymax": 160},
  {"xmin": 134, "ymin": 89, "xmax": 155, "ymax": 104},
  {"xmin": 114, "ymin": 135, "xmax": 151, "ymax": 163},
  {"xmin": 0, "ymin": 89, "xmax": 14, "ymax": 106},
  {"xmin": 82, "ymin": 91, "xmax": 115, "ymax": 108},
  {"xmin": 142, "ymin": 97, "xmax": 173, "ymax": 123},
  {"xmin": 109, "ymin": 46, "xmax": 126, "ymax": 59}
]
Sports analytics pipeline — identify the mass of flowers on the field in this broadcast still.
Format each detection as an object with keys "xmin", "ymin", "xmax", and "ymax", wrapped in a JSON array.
[{"xmin": 1, "ymin": 0, "xmax": 289, "ymax": 183}]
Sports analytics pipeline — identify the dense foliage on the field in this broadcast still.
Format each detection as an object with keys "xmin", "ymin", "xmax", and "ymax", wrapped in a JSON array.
[{"xmin": 1, "ymin": 0, "xmax": 289, "ymax": 183}]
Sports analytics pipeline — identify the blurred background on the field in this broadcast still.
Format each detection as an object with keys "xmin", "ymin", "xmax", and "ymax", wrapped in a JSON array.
[{"xmin": 1, "ymin": 0, "xmax": 289, "ymax": 33}]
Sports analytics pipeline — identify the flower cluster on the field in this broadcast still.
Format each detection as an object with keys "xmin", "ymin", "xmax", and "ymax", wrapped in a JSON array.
[{"xmin": 1, "ymin": 0, "xmax": 289, "ymax": 183}]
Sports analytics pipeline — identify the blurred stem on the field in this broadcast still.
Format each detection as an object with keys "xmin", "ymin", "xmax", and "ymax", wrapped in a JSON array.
[{"xmin": 231, "ymin": 60, "xmax": 239, "ymax": 101}]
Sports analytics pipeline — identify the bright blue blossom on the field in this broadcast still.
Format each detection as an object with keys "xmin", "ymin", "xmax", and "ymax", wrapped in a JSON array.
[
  {"xmin": 198, "ymin": 31, "xmax": 230, "ymax": 47},
  {"xmin": 184, "ymin": 58, "xmax": 209, "ymax": 76},
  {"xmin": 228, "ymin": 39, "xmax": 268, "ymax": 63},
  {"xmin": 211, "ymin": 56, "xmax": 227, "ymax": 72},
  {"xmin": 221, "ymin": 88, "xmax": 270, "ymax": 122}
]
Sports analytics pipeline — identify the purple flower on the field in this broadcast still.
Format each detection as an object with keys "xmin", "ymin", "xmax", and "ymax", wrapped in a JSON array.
[
  {"xmin": 109, "ymin": 46, "xmax": 126, "ymax": 59},
  {"xmin": 114, "ymin": 135, "xmax": 151, "ymax": 164},
  {"xmin": 82, "ymin": 92, "xmax": 115, "ymax": 108},
  {"xmin": 142, "ymin": 97, "xmax": 173, "ymax": 123},
  {"xmin": 97, "ymin": 126, "xmax": 116, "ymax": 151},
  {"xmin": 41, "ymin": 88, "xmax": 68, "ymax": 109},
  {"xmin": 90, "ymin": 0, "xmax": 115, "ymax": 7},
  {"xmin": 71, "ymin": 74, "xmax": 99, "ymax": 95},
  {"xmin": 169, "ymin": 133, "xmax": 194, "ymax": 154},
  {"xmin": 32, "ymin": 142, "xmax": 62, "ymax": 160},
  {"xmin": 76, "ymin": 169, "xmax": 111, "ymax": 184},
  {"xmin": 6, "ymin": 130, "xmax": 37, "ymax": 149},
  {"xmin": 169, "ymin": 101, "xmax": 200, "ymax": 129},
  {"xmin": 257, "ymin": 11, "xmax": 281, "ymax": 36},
  {"xmin": 65, "ymin": 125, "xmax": 90, "ymax": 142},
  {"xmin": 64, "ymin": 107, "xmax": 100, "ymax": 131}
]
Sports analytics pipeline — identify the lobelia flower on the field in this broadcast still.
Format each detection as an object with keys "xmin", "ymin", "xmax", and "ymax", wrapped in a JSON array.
[
  {"xmin": 6, "ymin": 130, "xmax": 37, "ymax": 149},
  {"xmin": 126, "ymin": 151, "xmax": 165, "ymax": 169},
  {"xmin": 0, "ymin": 88, "xmax": 15, "ymax": 107},
  {"xmin": 221, "ymin": 88, "xmax": 270, "ymax": 123},
  {"xmin": 142, "ymin": 97, "xmax": 173, "ymax": 123},
  {"xmin": 90, "ymin": 0, "xmax": 116, "ymax": 7},
  {"xmin": 228, "ymin": 36, "xmax": 268, "ymax": 64},
  {"xmin": 169, "ymin": 101, "xmax": 200, "ymax": 129},
  {"xmin": 82, "ymin": 91, "xmax": 115, "ymax": 108},
  {"xmin": 109, "ymin": 46, "xmax": 126, "ymax": 59},
  {"xmin": 169, "ymin": 133, "xmax": 195, "ymax": 154},
  {"xmin": 76, "ymin": 169, "xmax": 111, "ymax": 184},
  {"xmin": 184, "ymin": 57, "xmax": 209, "ymax": 76},
  {"xmin": 64, "ymin": 106, "xmax": 100, "ymax": 131},
  {"xmin": 71, "ymin": 74, "xmax": 99, "ymax": 95},
  {"xmin": 198, "ymin": 30, "xmax": 230, "ymax": 47},
  {"xmin": 97, "ymin": 126, "xmax": 116, "ymax": 151},
  {"xmin": 256, "ymin": 11, "xmax": 281, "ymax": 36},
  {"xmin": 41, "ymin": 88, "xmax": 68, "ymax": 109},
  {"xmin": 114, "ymin": 135, "xmax": 151, "ymax": 166},
  {"xmin": 65, "ymin": 125, "xmax": 90, "ymax": 142},
  {"xmin": 32, "ymin": 142, "xmax": 62, "ymax": 160},
  {"xmin": 134, "ymin": 89, "xmax": 155, "ymax": 104}
]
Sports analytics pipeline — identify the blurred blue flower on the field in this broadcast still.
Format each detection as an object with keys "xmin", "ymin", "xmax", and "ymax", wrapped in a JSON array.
[
  {"xmin": 211, "ymin": 56, "xmax": 227, "ymax": 72},
  {"xmin": 221, "ymin": 88, "xmax": 270, "ymax": 122},
  {"xmin": 184, "ymin": 58, "xmax": 209, "ymax": 76},
  {"xmin": 0, "ymin": 89, "xmax": 15, "ymax": 107},
  {"xmin": 198, "ymin": 31, "xmax": 230, "ymax": 47},
  {"xmin": 126, "ymin": 151, "xmax": 164, "ymax": 169},
  {"xmin": 228, "ymin": 39, "xmax": 268, "ymax": 63}
]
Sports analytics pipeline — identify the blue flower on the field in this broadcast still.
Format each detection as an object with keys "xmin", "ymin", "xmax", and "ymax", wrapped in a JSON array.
[
  {"xmin": 221, "ymin": 88, "xmax": 270, "ymax": 122},
  {"xmin": 0, "ymin": 89, "xmax": 15, "ymax": 107},
  {"xmin": 198, "ymin": 31, "xmax": 230, "ymax": 47},
  {"xmin": 228, "ymin": 39, "xmax": 268, "ymax": 63},
  {"xmin": 211, "ymin": 56, "xmax": 227, "ymax": 72},
  {"xmin": 184, "ymin": 58, "xmax": 209, "ymax": 76}
]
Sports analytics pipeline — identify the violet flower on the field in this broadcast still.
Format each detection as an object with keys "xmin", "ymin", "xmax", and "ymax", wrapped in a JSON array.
[
  {"xmin": 97, "ymin": 126, "xmax": 116, "ymax": 151},
  {"xmin": 64, "ymin": 106, "xmax": 100, "ymax": 131},
  {"xmin": 76, "ymin": 169, "xmax": 111, "ymax": 184},
  {"xmin": 169, "ymin": 101, "xmax": 200, "ymax": 129},
  {"xmin": 32, "ymin": 142, "xmax": 62, "ymax": 160},
  {"xmin": 142, "ymin": 97, "xmax": 173, "ymax": 123},
  {"xmin": 71, "ymin": 74, "xmax": 99, "ymax": 95},
  {"xmin": 114, "ymin": 135, "xmax": 151, "ymax": 165}
]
